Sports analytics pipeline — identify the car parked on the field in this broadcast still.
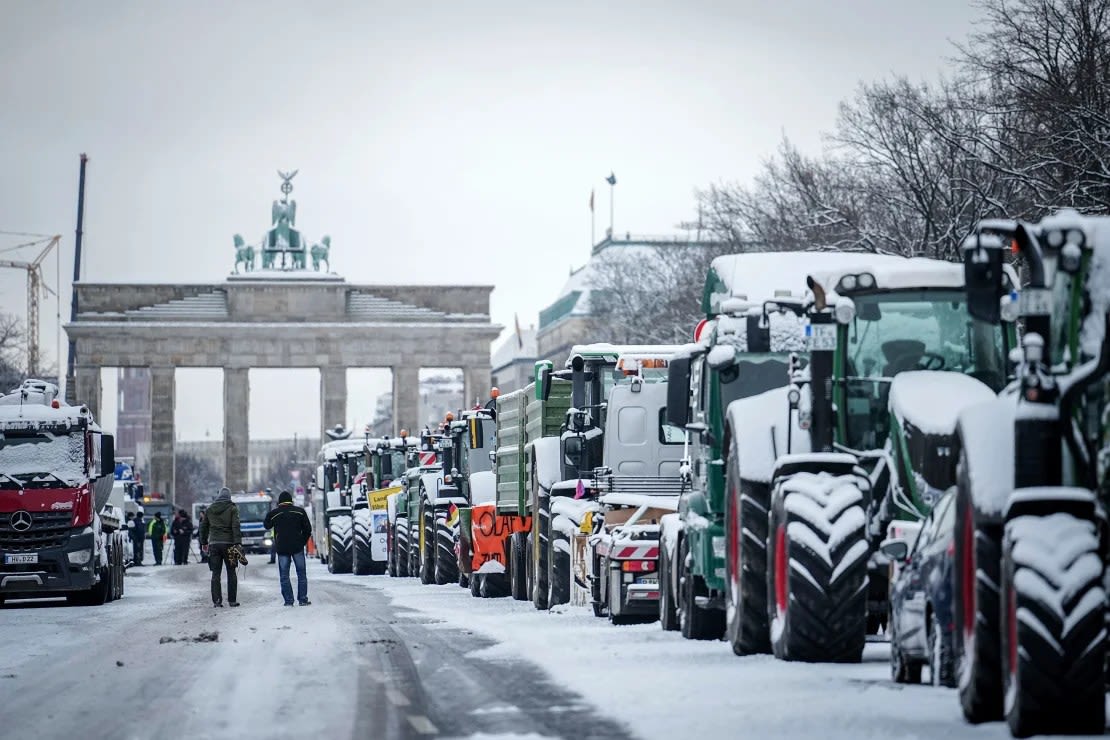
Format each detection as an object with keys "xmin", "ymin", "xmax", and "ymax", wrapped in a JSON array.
[{"xmin": 882, "ymin": 488, "xmax": 957, "ymax": 687}]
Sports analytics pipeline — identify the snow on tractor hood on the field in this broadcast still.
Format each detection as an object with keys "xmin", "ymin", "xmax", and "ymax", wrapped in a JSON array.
[
  {"xmin": 805, "ymin": 256, "xmax": 966, "ymax": 295},
  {"xmin": 889, "ymin": 371, "xmax": 996, "ymax": 435},
  {"xmin": 956, "ymin": 391, "xmax": 1017, "ymax": 517},
  {"xmin": 728, "ymin": 385, "xmax": 810, "ymax": 484},
  {"xmin": 469, "ymin": 470, "xmax": 496, "ymax": 505}
]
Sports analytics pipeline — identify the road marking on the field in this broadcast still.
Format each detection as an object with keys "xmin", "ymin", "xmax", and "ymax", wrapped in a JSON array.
[
  {"xmin": 386, "ymin": 688, "xmax": 410, "ymax": 706},
  {"xmin": 407, "ymin": 715, "xmax": 438, "ymax": 735}
]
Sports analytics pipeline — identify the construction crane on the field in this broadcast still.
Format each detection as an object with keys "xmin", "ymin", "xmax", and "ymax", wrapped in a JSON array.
[{"xmin": 0, "ymin": 235, "xmax": 60, "ymax": 377}]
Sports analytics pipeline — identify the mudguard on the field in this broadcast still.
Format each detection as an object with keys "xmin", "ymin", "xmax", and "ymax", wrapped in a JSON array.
[{"xmin": 955, "ymin": 392, "xmax": 1017, "ymax": 522}]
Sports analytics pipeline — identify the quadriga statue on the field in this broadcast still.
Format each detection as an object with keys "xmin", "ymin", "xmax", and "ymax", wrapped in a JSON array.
[{"xmin": 233, "ymin": 234, "xmax": 255, "ymax": 274}]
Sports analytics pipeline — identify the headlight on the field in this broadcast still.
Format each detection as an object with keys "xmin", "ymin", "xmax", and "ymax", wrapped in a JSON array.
[
  {"xmin": 263, "ymin": 538, "xmax": 273, "ymax": 547},
  {"xmin": 837, "ymin": 274, "xmax": 857, "ymax": 292},
  {"xmin": 857, "ymin": 272, "xmax": 875, "ymax": 289},
  {"xmin": 68, "ymin": 548, "xmax": 92, "ymax": 565}
]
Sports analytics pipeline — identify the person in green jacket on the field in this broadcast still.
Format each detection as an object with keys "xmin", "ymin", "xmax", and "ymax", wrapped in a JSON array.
[
  {"xmin": 199, "ymin": 487, "xmax": 242, "ymax": 607},
  {"xmin": 148, "ymin": 512, "xmax": 167, "ymax": 565}
]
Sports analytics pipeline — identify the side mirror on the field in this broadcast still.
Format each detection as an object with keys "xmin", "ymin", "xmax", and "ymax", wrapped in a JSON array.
[
  {"xmin": 535, "ymin": 360, "xmax": 553, "ymax": 402},
  {"xmin": 101, "ymin": 434, "xmax": 115, "ymax": 477},
  {"xmin": 879, "ymin": 538, "xmax": 909, "ymax": 561},
  {"xmin": 963, "ymin": 235, "xmax": 1005, "ymax": 324},
  {"xmin": 468, "ymin": 417, "xmax": 483, "ymax": 448},
  {"xmin": 666, "ymin": 356, "xmax": 691, "ymax": 428}
]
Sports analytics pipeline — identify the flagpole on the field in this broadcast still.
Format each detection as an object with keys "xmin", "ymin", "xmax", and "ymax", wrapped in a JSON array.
[
  {"xmin": 591, "ymin": 200, "xmax": 596, "ymax": 248},
  {"xmin": 609, "ymin": 182, "xmax": 614, "ymax": 238}
]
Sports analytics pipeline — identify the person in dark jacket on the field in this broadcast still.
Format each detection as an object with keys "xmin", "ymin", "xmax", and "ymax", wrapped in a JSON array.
[
  {"xmin": 149, "ymin": 512, "xmax": 167, "ymax": 565},
  {"xmin": 263, "ymin": 490, "xmax": 313, "ymax": 606},
  {"xmin": 199, "ymin": 487, "xmax": 241, "ymax": 607},
  {"xmin": 130, "ymin": 510, "xmax": 146, "ymax": 565},
  {"xmin": 171, "ymin": 509, "xmax": 193, "ymax": 565},
  {"xmin": 196, "ymin": 508, "xmax": 209, "ymax": 563}
]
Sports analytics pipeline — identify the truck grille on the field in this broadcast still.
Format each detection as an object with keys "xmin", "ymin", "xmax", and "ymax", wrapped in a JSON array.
[{"xmin": 0, "ymin": 511, "xmax": 72, "ymax": 552}]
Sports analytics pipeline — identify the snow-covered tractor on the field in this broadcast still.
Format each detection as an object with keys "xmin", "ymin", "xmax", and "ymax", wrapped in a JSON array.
[
  {"xmin": 401, "ymin": 429, "xmax": 467, "ymax": 586},
  {"xmin": 662, "ymin": 252, "xmax": 886, "ymax": 642},
  {"xmin": 312, "ymin": 438, "xmax": 365, "ymax": 574},
  {"xmin": 954, "ymin": 211, "xmax": 1109, "ymax": 737},
  {"xmin": 724, "ymin": 256, "xmax": 1015, "ymax": 662}
]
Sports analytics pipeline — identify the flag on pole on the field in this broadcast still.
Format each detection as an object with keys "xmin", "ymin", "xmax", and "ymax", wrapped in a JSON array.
[
  {"xmin": 589, "ymin": 188, "xmax": 595, "ymax": 212},
  {"xmin": 606, "ymin": 172, "xmax": 617, "ymax": 186},
  {"xmin": 515, "ymin": 313, "xmax": 523, "ymax": 348}
]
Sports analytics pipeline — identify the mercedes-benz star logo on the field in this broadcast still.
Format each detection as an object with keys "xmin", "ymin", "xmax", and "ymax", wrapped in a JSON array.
[{"xmin": 10, "ymin": 510, "xmax": 32, "ymax": 532}]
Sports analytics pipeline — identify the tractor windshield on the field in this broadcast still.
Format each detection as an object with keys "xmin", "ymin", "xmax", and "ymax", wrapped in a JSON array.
[
  {"xmin": 719, "ymin": 356, "xmax": 791, "ymax": 411},
  {"xmin": 839, "ymin": 289, "xmax": 1006, "ymax": 450}
]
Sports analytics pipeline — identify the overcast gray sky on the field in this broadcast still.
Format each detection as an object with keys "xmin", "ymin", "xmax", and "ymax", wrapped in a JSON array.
[{"xmin": 0, "ymin": 0, "xmax": 980, "ymax": 440}]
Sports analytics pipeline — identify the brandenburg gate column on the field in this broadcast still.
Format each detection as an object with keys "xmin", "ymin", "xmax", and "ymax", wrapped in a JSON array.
[
  {"xmin": 391, "ymin": 366, "xmax": 420, "ymax": 436},
  {"xmin": 223, "ymin": 367, "xmax": 250, "ymax": 492},
  {"xmin": 74, "ymin": 365, "xmax": 102, "ymax": 420},
  {"xmin": 149, "ymin": 366, "xmax": 176, "ymax": 502},
  {"xmin": 463, "ymin": 366, "xmax": 492, "ymax": 408},
  {"xmin": 320, "ymin": 366, "xmax": 347, "ymax": 438}
]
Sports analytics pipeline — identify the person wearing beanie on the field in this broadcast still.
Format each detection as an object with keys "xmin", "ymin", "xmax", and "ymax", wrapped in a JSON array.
[
  {"xmin": 199, "ymin": 486, "xmax": 242, "ymax": 607},
  {"xmin": 263, "ymin": 490, "xmax": 313, "ymax": 606}
]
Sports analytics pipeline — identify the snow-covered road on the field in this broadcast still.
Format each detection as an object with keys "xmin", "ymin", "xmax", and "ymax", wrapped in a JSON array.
[{"xmin": 2, "ymin": 560, "xmax": 1102, "ymax": 740}]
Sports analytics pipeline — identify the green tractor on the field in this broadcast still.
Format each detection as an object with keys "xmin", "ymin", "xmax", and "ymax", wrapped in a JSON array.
[
  {"xmin": 723, "ymin": 254, "xmax": 1015, "ymax": 662},
  {"xmin": 954, "ymin": 211, "xmax": 1110, "ymax": 736},
  {"xmin": 662, "ymin": 251, "xmax": 877, "ymax": 641}
]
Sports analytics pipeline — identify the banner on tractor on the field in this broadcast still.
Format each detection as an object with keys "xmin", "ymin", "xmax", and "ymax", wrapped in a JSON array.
[{"xmin": 370, "ymin": 485, "xmax": 401, "ymax": 511}]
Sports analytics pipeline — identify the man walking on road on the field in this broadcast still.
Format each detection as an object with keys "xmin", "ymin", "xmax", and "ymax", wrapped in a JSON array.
[
  {"xmin": 149, "ymin": 512, "xmax": 167, "ymax": 565},
  {"xmin": 130, "ymin": 510, "xmax": 146, "ymax": 566},
  {"xmin": 263, "ymin": 490, "xmax": 312, "ymax": 606},
  {"xmin": 200, "ymin": 487, "xmax": 242, "ymax": 607},
  {"xmin": 171, "ymin": 509, "xmax": 193, "ymax": 565}
]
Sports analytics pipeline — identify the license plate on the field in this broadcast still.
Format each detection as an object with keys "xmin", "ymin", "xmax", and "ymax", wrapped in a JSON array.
[
  {"xmin": 805, "ymin": 323, "xmax": 837, "ymax": 351},
  {"xmin": 636, "ymin": 576, "xmax": 658, "ymax": 585},
  {"xmin": 4, "ymin": 553, "xmax": 38, "ymax": 565},
  {"xmin": 1019, "ymin": 288, "xmax": 1051, "ymax": 316}
]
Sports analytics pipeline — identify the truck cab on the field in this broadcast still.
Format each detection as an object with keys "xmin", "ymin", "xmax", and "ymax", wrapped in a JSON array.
[{"xmin": 0, "ymin": 379, "xmax": 124, "ymax": 605}]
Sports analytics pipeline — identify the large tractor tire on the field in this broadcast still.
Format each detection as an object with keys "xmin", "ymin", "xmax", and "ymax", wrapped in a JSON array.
[
  {"xmin": 726, "ymin": 459, "xmax": 772, "ymax": 655},
  {"xmin": 393, "ymin": 517, "xmax": 409, "ymax": 577},
  {"xmin": 678, "ymin": 536, "xmax": 725, "ymax": 640},
  {"xmin": 767, "ymin": 473, "xmax": 868, "ymax": 663},
  {"xmin": 509, "ymin": 532, "xmax": 528, "ymax": 601},
  {"xmin": 658, "ymin": 538, "xmax": 678, "ymax": 631},
  {"xmin": 482, "ymin": 571, "xmax": 511, "ymax": 598},
  {"xmin": 352, "ymin": 509, "xmax": 373, "ymax": 576},
  {"xmin": 434, "ymin": 510, "xmax": 459, "ymax": 586},
  {"xmin": 548, "ymin": 525, "xmax": 571, "ymax": 608},
  {"xmin": 1000, "ymin": 512, "xmax": 1105, "ymax": 737},
  {"xmin": 591, "ymin": 551, "xmax": 608, "ymax": 619},
  {"xmin": 419, "ymin": 506, "xmax": 435, "ymax": 585},
  {"xmin": 954, "ymin": 457, "xmax": 1003, "ymax": 723},
  {"xmin": 532, "ymin": 486, "xmax": 550, "ymax": 610},
  {"xmin": 327, "ymin": 516, "xmax": 353, "ymax": 575}
]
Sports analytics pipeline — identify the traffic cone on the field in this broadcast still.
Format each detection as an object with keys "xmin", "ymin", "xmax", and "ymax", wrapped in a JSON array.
[{"xmin": 306, "ymin": 537, "xmax": 316, "ymax": 557}]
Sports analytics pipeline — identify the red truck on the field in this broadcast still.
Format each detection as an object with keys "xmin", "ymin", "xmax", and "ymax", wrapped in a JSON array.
[{"xmin": 0, "ymin": 379, "xmax": 125, "ymax": 605}]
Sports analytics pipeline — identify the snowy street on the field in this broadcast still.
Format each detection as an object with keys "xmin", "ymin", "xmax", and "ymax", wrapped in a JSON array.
[{"xmin": 1, "ymin": 556, "xmax": 1046, "ymax": 740}]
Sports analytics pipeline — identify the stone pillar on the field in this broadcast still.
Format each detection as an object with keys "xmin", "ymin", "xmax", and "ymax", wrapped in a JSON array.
[
  {"xmin": 463, "ymin": 366, "xmax": 493, "ymax": 408},
  {"xmin": 149, "ymin": 366, "xmax": 176, "ymax": 503},
  {"xmin": 391, "ymin": 366, "xmax": 420, "ymax": 436},
  {"xmin": 74, "ymin": 365, "xmax": 102, "ymax": 420},
  {"xmin": 320, "ymin": 366, "xmax": 347, "ymax": 438},
  {"xmin": 223, "ymin": 367, "xmax": 249, "ymax": 492}
]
